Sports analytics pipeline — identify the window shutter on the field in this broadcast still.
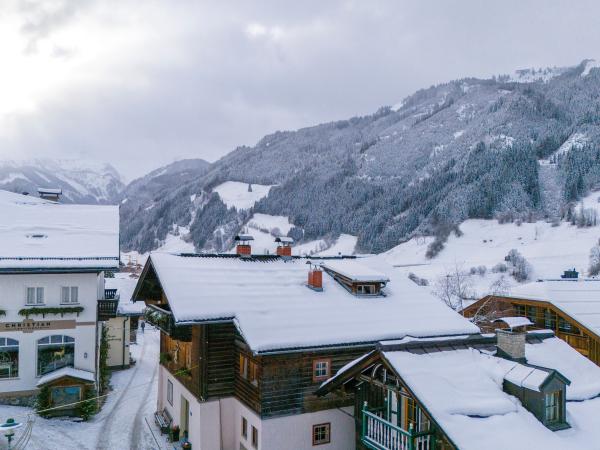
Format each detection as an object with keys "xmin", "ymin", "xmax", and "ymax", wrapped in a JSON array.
[
  {"xmin": 62, "ymin": 287, "xmax": 69, "ymax": 303},
  {"xmin": 26, "ymin": 288, "xmax": 35, "ymax": 304}
]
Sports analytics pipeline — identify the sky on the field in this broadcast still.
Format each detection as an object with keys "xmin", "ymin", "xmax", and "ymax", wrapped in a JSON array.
[{"xmin": 1, "ymin": 0, "xmax": 600, "ymax": 180}]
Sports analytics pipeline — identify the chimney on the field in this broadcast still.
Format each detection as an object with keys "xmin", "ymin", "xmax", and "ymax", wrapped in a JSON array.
[
  {"xmin": 275, "ymin": 237, "xmax": 294, "ymax": 258},
  {"xmin": 496, "ymin": 329, "xmax": 526, "ymax": 361},
  {"xmin": 234, "ymin": 234, "xmax": 254, "ymax": 257},
  {"xmin": 306, "ymin": 261, "xmax": 323, "ymax": 291}
]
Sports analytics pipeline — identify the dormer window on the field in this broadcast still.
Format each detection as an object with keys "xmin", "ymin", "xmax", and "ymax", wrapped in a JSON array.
[
  {"xmin": 357, "ymin": 284, "xmax": 376, "ymax": 295},
  {"xmin": 320, "ymin": 261, "xmax": 389, "ymax": 297},
  {"xmin": 545, "ymin": 391, "xmax": 561, "ymax": 423}
]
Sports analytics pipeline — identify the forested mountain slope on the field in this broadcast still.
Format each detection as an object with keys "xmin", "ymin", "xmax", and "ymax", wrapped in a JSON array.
[{"xmin": 120, "ymin": 59, "xmax": 600, "ymax": 254}]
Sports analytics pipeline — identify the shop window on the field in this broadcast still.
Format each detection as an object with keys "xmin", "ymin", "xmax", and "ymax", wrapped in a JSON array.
[
  {"xmin": 0, "ymin": 338, "xmax": 19, "ymax": 379},
  {"xmin": 37, "ymin": 335, "xmax": 74, "ymax": 376}
]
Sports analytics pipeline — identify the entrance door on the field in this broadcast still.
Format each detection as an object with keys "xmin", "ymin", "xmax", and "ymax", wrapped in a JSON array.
[{"xmin": 180, "ymin": 396, "xmax": 190, "ymax": 438}]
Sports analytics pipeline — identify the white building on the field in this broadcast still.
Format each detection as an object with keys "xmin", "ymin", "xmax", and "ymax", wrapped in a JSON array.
[
  {"xmin": 133, "ymin": 242, "xmax": 479, "ymax": 450},
  {"xmin": 0, "ymin": 190, "xmax": 119, "ymax": 406}
]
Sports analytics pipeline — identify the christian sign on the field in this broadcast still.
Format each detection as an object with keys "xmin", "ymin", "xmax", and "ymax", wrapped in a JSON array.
[{"xmin": 0, "ymin": 319, "xmax": 77, "ymax": 333}]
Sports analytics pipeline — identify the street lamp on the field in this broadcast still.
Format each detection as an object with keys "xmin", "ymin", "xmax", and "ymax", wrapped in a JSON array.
[{"xmin": 1, "ymin": 418, "xmax": 22, "ymax": 450}]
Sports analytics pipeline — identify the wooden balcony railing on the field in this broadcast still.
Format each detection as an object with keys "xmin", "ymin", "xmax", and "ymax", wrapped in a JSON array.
[
  {"xmin": 145, "ymin": 305, "xmax": 192, "ymax": 342},
  {"xmin": 97, "ymin": 299, "xmax": 119, "ymax": 321},
  {"xmin": 361, "ymin": 404, "xmax": 435, "ymax": 450},
  {"xmin": 556, "ymin": 332, "xmax": 589, "ymax": 355},
  {"xmin": 104, "ymin": 288, "xmax": 119, "ymax": 300}
]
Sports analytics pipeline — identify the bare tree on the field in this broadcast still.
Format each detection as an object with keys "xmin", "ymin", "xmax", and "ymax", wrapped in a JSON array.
[{"xmin": 433, "ymin": 264, "xmax": 473, "ymax": 313}]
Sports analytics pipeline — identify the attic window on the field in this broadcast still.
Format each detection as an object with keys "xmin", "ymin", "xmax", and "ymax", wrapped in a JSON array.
[
  {"xmin": 357, "ymin": 284, "xmax": 376, "ymax": 295},
  {"xmin": 545, "ymin": 391, "xmax": 561, "ymax": 423}
]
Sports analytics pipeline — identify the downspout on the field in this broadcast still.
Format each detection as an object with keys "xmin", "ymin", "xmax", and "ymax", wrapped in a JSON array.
[{"xmin": 122, "ymin": 317, "xmax": 128, "ymax": 368}]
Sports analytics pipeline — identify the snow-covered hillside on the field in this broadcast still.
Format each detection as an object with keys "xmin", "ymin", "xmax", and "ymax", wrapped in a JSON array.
[
  {"xmin": 384, "ymin": 191, "xmax": 600, "ymax": 300},
  {"xmin": 213, "ymin": 181, "xmax": 273, "ymax": 209}
]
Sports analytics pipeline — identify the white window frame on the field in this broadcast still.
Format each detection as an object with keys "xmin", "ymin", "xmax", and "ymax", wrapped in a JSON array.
[
  {"xmin": 312, "ymin": 423, "xmax": 331, "ymax": 446},
  {"xmin": 26, "ymin": 287, "xmax": 44, "ymax": 305},
  {"xmin": 61, "ymin": 286, "xmax": 79, "ymax": 304}
]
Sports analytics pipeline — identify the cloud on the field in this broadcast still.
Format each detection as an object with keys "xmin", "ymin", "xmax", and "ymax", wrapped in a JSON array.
[{"xmin": 1, "ymin": 0, "xmax": 600, "ymax": 179}]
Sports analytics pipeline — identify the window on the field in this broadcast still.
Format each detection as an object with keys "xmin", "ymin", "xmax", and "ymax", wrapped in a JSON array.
[
  {"xmin": 545, "ymin": 391, "xmax": 561, "ymax": 423},
  {"xmin": 312, "ymin": 423, "xmax": 331, "ymax": 445},
  {"xmin": 26, "ymin": 287, "xmax": 44, "ymax": 305},
  {"xmin": 240, "ymin": 354, "xmax": 248, "ymax": 379},
  {"xmin": 251, "ymin": 426, "xmax": 258, "ymax": 448},
  {"xmin": 312, "ymin": 359, "xmax": 331, "ymax": 382},
  {"xmin": 239, "ymin": 354, "xmax": 258, "ymax": 387},
  {"xmin": 61, "ymin": 286, "xmax": 79, "ymax": 304},
  {"xmin": 167, "ymin": 379, "xmax": 173, "ymax": 405},
  {"xmin": 357, "ymin": 284, "xmax": 375, "ymax": 295},
  {"xmin": 514, "ymin": 304, "xmax": 526, "ymax": 317},
  {"xmin": 0, "ymin": 338, "xmax": 19, "ymax": 379},
  {"xmin": 37, "ymin": 335, "xmax": 74, "ymax": 376},
  {"xmin": 241, "ymin": 416, "xmax": 248, "ymax": 439},
  {"xmin": 544, "ymin": 309, "xmax": 556, "ymax": 330},
  {"xmin": 526, "ymin": 306, "xmax": 537, "ymax": 324}
]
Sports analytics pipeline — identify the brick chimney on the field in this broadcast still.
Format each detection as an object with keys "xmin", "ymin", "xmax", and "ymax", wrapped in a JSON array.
[
  {"xmin": 496, "ymin": 329, "xmax": 526, "ymax": 361},
  {"xmin": 235, "ymin": 234, "xmax": 254, "ymax": 257},
  {"xmin": 306, "ymin": 261, "xmax": 323, "ymax": 291},
  {"xmin": 275, "ymin": 237, "xmax": 294, "ymax": 258}
]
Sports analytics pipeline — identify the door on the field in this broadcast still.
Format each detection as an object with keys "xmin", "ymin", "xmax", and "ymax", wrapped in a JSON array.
[{"xmin": 180, "ymin": 396, "xmax": 189, "ymax": 438}]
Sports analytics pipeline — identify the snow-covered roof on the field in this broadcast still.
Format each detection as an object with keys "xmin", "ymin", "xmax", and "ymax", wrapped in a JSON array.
[
  {"xmin": 320, "ymin": 259, "xmax": 390, "ymax": 283},
  {"xmin": 143, "ymin": 253, "xmax": 479, "ymax": 353},
  {"xmin": 494, "ymin": 316, "xmax": 533, "ymax": 329},
  {"xmin": 503, "ymin": 363, "xmax": 552, "ymax": 392},
  {"xmin": 0, "ymin": 190, "xmax": 119, "ymax": 270},
  {"xmin": 235, "ymin": 234, "xmax": 254, "ymax": 242},
  {"xmin": 507, "ymin": 279, "xmax": 600, "ymax": 337},
  {"xmin": 380, "ymin": 337, "xmax": 600, "ymax": 450},
  {"xmin": 36, "ymin": 367, "xmax": 96, "ymax": 386},
  {"xmin": 106, "ymin": 275, "xmax": 146, "ymax": 315},
  {"xmin": 275, "ymin": 236, "xmax": 294, "ymax": 244},
  {"xmin": 37, "ymin": 187, "xmax": 62, "ymax": 195}
]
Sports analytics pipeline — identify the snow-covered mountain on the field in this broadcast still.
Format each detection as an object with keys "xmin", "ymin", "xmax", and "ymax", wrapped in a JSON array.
[
  {"xmin": 0, "ymin": 159, "xmax": 124, "ymax": 204},
  {"xmin": 119, "ymin": 59, "xmax": 600, "ymax": 255}
]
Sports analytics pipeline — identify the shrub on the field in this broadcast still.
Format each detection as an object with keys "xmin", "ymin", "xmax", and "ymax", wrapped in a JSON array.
[
  {"xmin": 77, "ymin": 387, "xmax": 98, "ymax": 421},
  {"xmin": 35, "ymin": 386, "xmax": 52, "ymax": 418}
]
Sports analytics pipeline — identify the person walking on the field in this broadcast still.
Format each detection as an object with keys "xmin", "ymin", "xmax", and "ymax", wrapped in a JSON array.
[{"xmin": 141, "ymin": 320, "xmax": 145, "ymax": 334}]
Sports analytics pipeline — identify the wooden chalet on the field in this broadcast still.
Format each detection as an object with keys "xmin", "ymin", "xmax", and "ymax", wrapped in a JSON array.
[
  {"xmin": 463, "ymin": 274, "xmax": 600, "ymax": 366},
  {"xmin": 317, "ymin": 331, "xmax": 600, "ymax": 450},
  {"xmin": 132, "ymin": 239, "xmax": 479, "ymax": 450}
]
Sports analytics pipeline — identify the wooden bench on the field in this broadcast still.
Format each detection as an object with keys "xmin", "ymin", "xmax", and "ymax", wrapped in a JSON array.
[{"xmin": 154, "ymin": 407, "xmax": 173, "ymax": 435}]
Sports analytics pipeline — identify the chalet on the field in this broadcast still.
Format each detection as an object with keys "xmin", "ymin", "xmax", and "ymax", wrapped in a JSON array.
[
  {"xmin": 132, "ymin": 238, "xmax": 479, "ymax": 450},
  {"xmin": 463, "ymin": 274, "xmax": 600, "ymax": 366},
  {"xmin": 317, "ymin": 330, "xmax": 600, "ymax": 450},
  {"xmin": 0, "ymin": 190, "xmax": 119, "ymax": 412}
]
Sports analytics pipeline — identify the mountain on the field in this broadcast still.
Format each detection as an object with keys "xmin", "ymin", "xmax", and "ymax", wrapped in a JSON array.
[
  {"xmin": 0, "ymin": 159, "xmax": 124, "ymax": 204},
  {"xmin": 119, "ymin": 159, "xmax": 211, "ymax": 251}
]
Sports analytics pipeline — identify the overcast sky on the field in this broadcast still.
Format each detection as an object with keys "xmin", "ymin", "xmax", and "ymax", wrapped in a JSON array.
[{"xmin": 1, "ymin": 0, "xmax": 600, "ymax": 180}]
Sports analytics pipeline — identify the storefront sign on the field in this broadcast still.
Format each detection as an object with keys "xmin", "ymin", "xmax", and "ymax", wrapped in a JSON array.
[{"xmin": 0, "ymin": 319, "xmax": 77, "ymax": 333}]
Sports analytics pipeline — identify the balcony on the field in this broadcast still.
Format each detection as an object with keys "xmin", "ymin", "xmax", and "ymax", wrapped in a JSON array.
[
  {"xmin": 145, "ymin": 305, "xmax": 191, "ymax": 342},
  {"xmin": 97, "ymin": 289, "xmax": 120, "ymax": 321},
  {"xmin": 361, "ymin": 405, "xmax": 436, "ymax": 450}
]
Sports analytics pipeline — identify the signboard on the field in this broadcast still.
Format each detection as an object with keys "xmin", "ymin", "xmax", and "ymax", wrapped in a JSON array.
[{"xmin": 0, "ymin": 319, "xmax": 77, "ymax": 333}]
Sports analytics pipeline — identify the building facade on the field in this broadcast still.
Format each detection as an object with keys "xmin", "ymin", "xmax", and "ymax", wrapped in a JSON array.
[{"xmin": 0, "ymin": 190, "xmax": 119, "ymax": 407}]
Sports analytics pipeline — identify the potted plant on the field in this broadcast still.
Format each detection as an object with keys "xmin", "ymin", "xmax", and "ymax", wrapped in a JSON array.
[
  {"xmin": 170, "ymin": 424, "xmax": 180, "ymax": 442},
  {"xmin": 182, "ymin": 441, "xmax": 192, "ymax": 450}
]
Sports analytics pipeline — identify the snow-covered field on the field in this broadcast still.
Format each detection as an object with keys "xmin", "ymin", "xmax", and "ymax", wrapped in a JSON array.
[
  {"xmin": 212, "ymin": 181, "xmax": 273, "ymax": 210},
  {"xmin": 0, "ymin": 329, "xmax": 161, "ymax": 450},
  {"xmin": 383, "ymin": 191, "xmax": 600, "ymax": 299}
]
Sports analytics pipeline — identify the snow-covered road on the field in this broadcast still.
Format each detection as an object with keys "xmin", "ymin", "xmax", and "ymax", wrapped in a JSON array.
[{"xmin": 0, "ymin": 328, "xmax": 160, "ymax": 450}]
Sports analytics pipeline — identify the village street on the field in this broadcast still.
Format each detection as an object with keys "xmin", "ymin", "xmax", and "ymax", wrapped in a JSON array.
[{"xmin": 0, "ymin": 328, "xmax": 161, "ymax": 450}]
